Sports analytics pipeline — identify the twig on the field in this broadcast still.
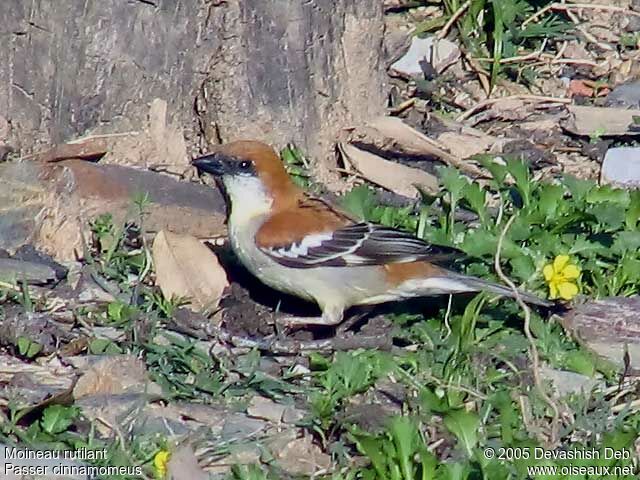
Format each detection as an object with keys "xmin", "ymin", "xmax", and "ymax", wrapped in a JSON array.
[
  {"xmin": 456, "ymin": 95, "xmax": 571, "ymax": 122},
  {"xmin": 611, "ymin": 398, "xmax": 640, "ymax": 414},
  {"xmin": 0, "ymin": 280, "xmax": 21, "ymax": 292},
  {"xmin": 474, "ymin": 38, "xmax": 548, "ymax": 65},
  {"xmin": 523, "ymin": 2, "xmax": 640, "ymax": 28},
  {"xmin": 461, "ymin": 51, "xmax": 491, "ymax": 96},
  {"xmin": 495, "ymin": 215, "xmax": 560, "ymax": 446},
  {"xmin": 437, "ymin": 0, "xmax": 471, "ymax": 40},
  {"xmin": 388, "ymin": 98, "xmax": 416, "ymax": 115},
  {"xmin": 565, "ymin": 9, "xmax": 614, "ymax": 51},
  {"xmin": 443, "ymin": 294, "xmax": 453, "ymax": 340}
]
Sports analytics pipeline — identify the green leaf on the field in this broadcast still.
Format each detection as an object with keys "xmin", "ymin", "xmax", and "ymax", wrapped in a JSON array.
[
  {"xmin": 626, "ymin": 191, "xmax": 640, "ymax": 229},
  {"xmin": 438, "ymin": 166, "xmax": 468, "ymax": 202},
  {"xmin": 17, "ymin": 337, "xmax": 42, "ymax": 359},
  {"xmin": 589, "ymin": 203, "xmax": 625, "ymax": 230},
  {"xmin": 563, "ymin": 175, "xmax": 593, "ymax": 203},
  {"xmin": 443, "ymin": 410, "xmax": 480, "ymax": 457},
  {"xmin": 621, "ymin": 257, "xmax": 640, "ymax": 283},
  {"xmin": 340, "ymin": 186, "xmax": 375, "ymax": 221},
  {"xmin": 462, "ymin": 182, "xmax": 487, "ymax": 221},
  {"xmin": 612, "ymin": 232, "xmax": 640, "ymax": 255},
  {"xmin": 89, "ymin": 338, "xmax": 122, "ymax": 355},
  {"xmin": 563, "ymin": 350, "xmax": 596, "ymax": 377},
  {"xmin": 586, "ymin": 185, "xmax": 630, "ymax": 205},
  {"xmin": 509, "ymin": 255, "xmax": 535, "ymax": 282},
  {"xmin": 505, "ymin": 158, "xmax": 531, "ymax": 207},
  {"xmin": 389, "ymin": 417, "xmax": 419, "ymax": 480},
  {"xmin": 41, "ymin": 405, "xmax": 77, "ymax": 435},
  {"xmin": 536, "ymin": 184, "xmax": 564, "ymax": 220}
]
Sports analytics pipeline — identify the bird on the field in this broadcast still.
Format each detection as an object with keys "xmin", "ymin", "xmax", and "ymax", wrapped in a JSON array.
[{"xmin": 192, "ymin": 140, "xmax": 552, "ymax": 328}]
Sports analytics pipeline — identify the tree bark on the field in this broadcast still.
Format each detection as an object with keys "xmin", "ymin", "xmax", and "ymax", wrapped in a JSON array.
[
  {"xmin": 0, "ymin": 0, "xmax": 387, "ymax": 178},
  {"xmin": 197, "ymin": 0, "xmax": 387, "ymax": 181}
]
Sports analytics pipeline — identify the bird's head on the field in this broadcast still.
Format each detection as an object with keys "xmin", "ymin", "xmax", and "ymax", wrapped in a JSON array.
[{"xmin": 193, "ymin": 140, "xmax": 302, "ymax": 214}]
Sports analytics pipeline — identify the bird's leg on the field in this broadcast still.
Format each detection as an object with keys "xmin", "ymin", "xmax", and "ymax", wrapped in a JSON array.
[{"xmin": 275, "ymin": 305, "xmax": 344, "ymax": 330}]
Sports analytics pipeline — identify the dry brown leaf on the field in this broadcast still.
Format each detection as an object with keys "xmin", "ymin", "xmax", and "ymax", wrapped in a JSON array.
[
  {"xmin": 338, "ymin": 143, "xmax": 438, "ymax": 197},
  {"xmin": 563, "ymin": 105, "xmax": 640, "ymax": 137},
  {"xmin": 152, "ymin": 230, "xmax": 229, "ymax": 311},
  {"xmin": 366, "ymin": 117, "xmax": 486, "ymax": 177},
  {"xmin": 436, "ymin": 131, "xmax": 495, "ymax": 159}
]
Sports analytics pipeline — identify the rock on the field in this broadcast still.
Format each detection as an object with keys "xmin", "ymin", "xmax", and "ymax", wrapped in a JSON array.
[
  {"xmin": 560, "ymin": 297, "xmax": 640, "ymax": 371},
  {"xmin": 605, "ymin": 81, "xmax": 640, "ymax": 109},
  {"xmin": 73, "ymin": 355, "xmax": 162, "ymax": 399},
  {"xmin": 0, "ymin": 160, "xmax": 226, "ymax": 260},
  {"xmin": 30, "ymin": 137, "xmax": 108, "ymax": 163},
  {"xmin": 13, "ymin": 245, "xmax": 68, "ymax": 280},
  {"xmin": 0, "ymin": 354, "xmax": 75, "ymax": 410},
  {"xmin": 601, "ymin": 147, "xmax": 640, "ymax": 188},
  {"xmin": 102, "ymin": 99, "xmax": 191, "ymax": 175},
  {"xmin": 539, "ymin": 366, "xmax": 602, "ymax": 397},
  {"xmin": 282, "ymin": 405, "xmax": 306, "ymax": 424},
  {"xmin": 199, "ymin": 1, "xmax": 386, "ymax": 184},
  {"xmin": 0, "ymin": 258, "xmax": 57, "ymax": 284},
  {"xmin": 563, "ymin": 105, "xmax": 640, "ymax": 137},
  {"xmin": 0, "ymin": 144, "xmax": 13, "ymax": 162},
  {"xmin": 0, "ymin": 307, "xmax": 72, "ymax": 355},
  {"xmin": 152, "ymin": 231, "xmax": 229, "ymax": 312},
  {"xmin": 390, "ymin": 36, "xmax": 460, "ymax": 78},
  {"xmin": 247, "ymin": 396, "xmax": 287, "ymax": 423},
  {"xmin": 167, "ymin": 444, "xmax": 209, "ymax": 480},
  {"xmin": 222, "ymin": 414, "xmax": 268, "ymax": 442},
  {"xmin": 275, "ymin": 434, "xmax": 332, "ymax": 476},
  {"xmin": 0, "ymin": 443, "xmax": 89, "ymax": 480}
]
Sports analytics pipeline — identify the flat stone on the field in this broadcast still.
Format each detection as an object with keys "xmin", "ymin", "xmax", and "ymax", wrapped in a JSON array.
[
  {"xmin": 539, "ymin": 366, "xmax": 602, "ymax": 397},
  {"xmin": 0, "ymin": 160, "xmax": 226, "ymax": 260},
  {"xmin": 247, "ymin": 396, "xmax": 287, "ymax": 423},
  {"xmin": 605, "ymin": 81, "xmax": 640, "ymax": 109},
  {"xmin": 390, "ymin": 36, "xmax": 459, "ymax": 78},
  {"xmin": 0, "ymin": 258, "xmax": 57, "ymax": 284},
  {"xmin": 560, "ymin": 297, "xmax": 640, "ymax": 370},
  {"xmin": 601, "ymin": 147, "xmax": 640, "ymax": 188}
]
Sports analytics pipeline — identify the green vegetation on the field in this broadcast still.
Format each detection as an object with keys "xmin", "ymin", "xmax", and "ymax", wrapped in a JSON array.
[{"xmin": 416, "ymin": 0, "xmax": 568, "ymax": 88}]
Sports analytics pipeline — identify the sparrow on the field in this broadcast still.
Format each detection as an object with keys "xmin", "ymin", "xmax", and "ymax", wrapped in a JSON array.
[{"xmin": 193, "ymin": 140, "xmax": 552, "ymax": 328}]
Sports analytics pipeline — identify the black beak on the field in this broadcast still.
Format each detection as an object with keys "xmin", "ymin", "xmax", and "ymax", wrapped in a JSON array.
[{"xmin": 192, "ymin": 154, "xmax": 227, "ymax": 176}]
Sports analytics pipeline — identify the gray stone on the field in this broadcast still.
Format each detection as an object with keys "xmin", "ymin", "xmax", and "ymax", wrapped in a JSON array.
[
  {"xmin": 390, "ymin": 36, "xmax": 460, "ymax": 78},
  {"xmin": 606, "ymin": 81, "xmax": 640, "ymax": 109},
  {"xmin": 0, "ymin": 258, "xmax": 57, "ymax": 284},
  {"xmin": 601, "ymin": 147, "xmax": 640, "ymax": 188},
  {"xmin": 0, "ymin": 160, "xmax": 226, "ymax": 260}
]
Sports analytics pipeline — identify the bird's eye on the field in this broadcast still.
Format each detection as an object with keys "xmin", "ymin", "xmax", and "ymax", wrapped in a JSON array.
[{"xmin": 239, "ymin": 160, "xmax": 251, "ymax": 170}]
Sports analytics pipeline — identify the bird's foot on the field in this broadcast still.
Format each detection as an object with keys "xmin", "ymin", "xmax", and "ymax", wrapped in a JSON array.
[{"xmin": 274, "ymin": 314, "xmax": 329, "ymax": 338}]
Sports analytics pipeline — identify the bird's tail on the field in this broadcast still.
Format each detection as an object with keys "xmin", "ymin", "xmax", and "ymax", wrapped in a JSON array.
[{"xmin": 449, "ymin": 273, "xmax": 553, "ymax": 307}]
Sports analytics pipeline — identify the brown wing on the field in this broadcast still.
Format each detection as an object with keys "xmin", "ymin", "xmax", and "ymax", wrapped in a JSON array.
[
  {"xmin": 255, "ymin": 196, "xmax": 352, "ymax": 249},
  {"xmin": 255, "ymin": 196, "xmax": 464, "ymax": 269}
]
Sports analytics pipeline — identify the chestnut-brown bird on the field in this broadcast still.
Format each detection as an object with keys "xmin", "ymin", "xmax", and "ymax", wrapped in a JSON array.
[{"xmin": 193, "ymin": 140, "xmax": 551, "ymax": 328}]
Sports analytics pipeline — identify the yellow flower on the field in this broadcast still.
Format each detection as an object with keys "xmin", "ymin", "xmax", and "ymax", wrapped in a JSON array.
[
  {"xmin": 543, "ymin": 255, "xmax": 581, "ymax": 300},
  {"xmin": 153, "ymin": 450, "xmax": 170, "ymax": 479}
]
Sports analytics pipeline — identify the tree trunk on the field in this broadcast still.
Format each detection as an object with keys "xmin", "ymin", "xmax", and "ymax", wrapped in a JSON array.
[
  {"xmin": 197, "ymin": 0, "xmax": 387, "ymax": 181},
  {"xmin": 0, "ymin": 0, "xmax": 387, "ymax": 177}
]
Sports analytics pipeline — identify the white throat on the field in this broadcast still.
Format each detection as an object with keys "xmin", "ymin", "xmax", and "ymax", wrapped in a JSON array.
[{"xmin": 222, "ymin": 174, "xmax": 274, "ymax": 225}]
